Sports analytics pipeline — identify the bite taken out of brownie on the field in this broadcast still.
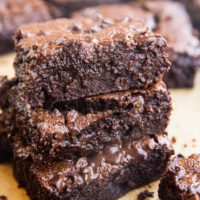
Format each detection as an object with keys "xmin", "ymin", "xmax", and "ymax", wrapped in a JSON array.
[
  {"xmin": 13, "ymin": 133, "xmax": 174, "ymax": 200},
  {"xmin": 14, "ymin": 80, "xmax": 171, "ymax": 162},
  {"xmin": 14, "ymin": 17, "xmax": 170, "ymax": 107},
  {"xmin": 159, "ymin": 154, "xmax": 200, "ymax": 200},
  {"xmin": 0, "ymin": 0, "xmax": 52, "ymax": 54}
]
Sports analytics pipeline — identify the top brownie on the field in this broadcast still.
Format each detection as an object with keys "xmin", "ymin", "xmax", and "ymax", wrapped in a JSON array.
[
  {"xmin": 14, "ymin": 17, "xmax": 170, "ymax": 106},
  {"xmin": 0, "ymin": 0, "xmax": 52, "ymax": 54}
]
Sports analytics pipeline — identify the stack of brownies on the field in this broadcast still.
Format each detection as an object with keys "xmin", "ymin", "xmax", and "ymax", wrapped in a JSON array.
[{"xmin": 2, "ymin": 16, "xmax": 174, "ymax": 199}]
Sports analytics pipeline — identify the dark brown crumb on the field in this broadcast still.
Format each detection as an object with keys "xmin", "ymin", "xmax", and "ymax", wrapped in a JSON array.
[
  {"xmin": 138, "ymin": 190, "xmax": 154, "ymax": 200},
  {"xmin": 183, "ymin": 144, "xmax": 187, "ymax": 148},
  {"xmin": 171, "ymin": 136, "xmax": 176, "ymax": 144},
  {"xmin": 0, "ymin": 196, "xmax": 7, "ymax": 200},
  {"xmin": 192, "ymin": 138, "xmax": 196, "ymax": 142}
]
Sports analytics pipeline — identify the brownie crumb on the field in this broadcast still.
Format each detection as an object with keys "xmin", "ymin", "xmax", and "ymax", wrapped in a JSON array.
[
  {"xmin": 192, "ymin": 138, "xmax": 196, "ymax": 142},
  {"xmin": 183, "ymin": 144, "xmax": 187, "ymax": 148},
  {"xmin": 138, "ymin": 190, "xmax": 154, "ymax": 200},
  {"xmin": 0, "ymin": 196, "xmax": 7, "ymax": 200},
  {"xmin": 171, "ymin": 136, "xmax": 176, "ymax": 144}
]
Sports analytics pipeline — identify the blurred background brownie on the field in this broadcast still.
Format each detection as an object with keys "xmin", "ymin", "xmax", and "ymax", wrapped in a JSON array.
[
  {"xmin": 180, "ymin": 0, "xmax": 200, "ymax": 32},
  {"xmin": 0, "ymin": 0, "xmax": 52, "ymax": 54},
  {"xmin": 159, "ymin": 154, "xmax": 200, "ymax": 200},
  {"xmin": 145, "ymin": 1, "xmax": 200, "ymax": 88},
  {"xmin": 45, "ymin": 0, "xmax": 123, "ymax": 18},
  {"xmin": 13, "ymin": 133, "xmax": 174, "ymax": 200}
]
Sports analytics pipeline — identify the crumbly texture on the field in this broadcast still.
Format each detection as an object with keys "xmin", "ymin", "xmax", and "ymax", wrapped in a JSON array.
[
  {"xmin": 159, "ymin": 154, "xmax": 200, "ymax": 200},
  {"xmin": 0, "ymin": 0, "xmax": 52, "ymax": 54},
  {"xmin": 13, "ymin": 133, "xmax": 174, "ymax": 200},
  {"xmin": 14, "ymin": 81, "xmax": 171, "ymax": 161},
  {"xmin": 0, "ymin": 77, "xmax": 17, "ymax": 162},
  {"xmin": 75, "ymin": 1, "xmax": 200, "ymax": 88},
  {"xmin": 137, "ymin": 190, "xmax": 154, "ymax": 200},
  {"xmin": 14, "ymin": 17, "xmax": 170, "ymax": 107}
]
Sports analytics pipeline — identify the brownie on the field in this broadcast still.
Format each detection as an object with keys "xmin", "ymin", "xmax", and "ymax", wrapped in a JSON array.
[
  {"xmin": 144, "ymin": 1, "xmax": 200, "ymax": 88},
  {"xmin": 0, "ymin": 77, "xmax": 17, "ymax": 162},
  {"xmin": 13, "ymin": 81, "xmax": 171, "ymax": 161},
  {"xmin": 13, "ymin": 133, "xmax": 174, "ymax": 200},
  {"xmin": 74, "ymin": 1, "xmax": 200, "ymax": 88},
  {"xmin": 179, "ymin": 0, "xmax": 200, "ymax": 32},
  {"xmin": 0, "ymin": 0, "xmax": 52, "ymax": 54},
  {"xmin": 159, "ymin": 154, "xmax": 200, "ymax": 200},
  {"xmin": 14, "ymin": 17, "xmax": 170, "ymax": 107},
  {"xmin": 45, "ymin": 0, "xmax": 124, "ymax": 18}
]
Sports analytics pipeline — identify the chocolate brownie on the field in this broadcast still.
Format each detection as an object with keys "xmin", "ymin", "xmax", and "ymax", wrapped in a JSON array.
[
  {"xmin": 0, "ymin": 77, "xmax": 17, "ymax": 162},
  {"xmin": 45, "ymin": 0, "xmax": 123, "ymax": 18},
  {"xmin": 159, "ymin": 154, "xmax": 200, "ymax": 200},
  {"xmin": 0, "ymin": 0, "xmax": 52, "ymax": 54},
  {"xmin": 14, "ymin": 17, "xmax": 170, "ymax": 107},
  {"xmin": 14, "ymin": 81, "xmax": 171, "ymax": 161},
  {"xmin": 13, "ymin": 133, "xmax": 174, "ymax": 200},
  {"xmin": 74, "ymin": 1, "xmax": 200, "ymax": 88},
  {"xmin": 180, "ymin": 0, "xmax": 200, "ymax": 31},
  {"xmin": 145, "ymin": 1, "xmax": 200, "ymax": 88}
]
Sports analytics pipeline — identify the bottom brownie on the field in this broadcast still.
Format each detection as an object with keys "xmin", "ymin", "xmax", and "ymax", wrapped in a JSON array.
[
  {"xmin": 159, "ymin": 154, "xmax": 200, "ymax": 200},
  {"xmin": 13, "ymin": 133, "xmax": 173, "ymax": 200}
]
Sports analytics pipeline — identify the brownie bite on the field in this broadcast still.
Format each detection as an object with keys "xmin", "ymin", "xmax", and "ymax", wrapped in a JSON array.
[
  {"xmin": 159, "ymin": 154, "xmax": 200, "ymax": 200},
  {"xmin": 14, "ymin": 17, "xmax": 170, "ymax": 107},
  {"xmin": 13, "ymin": 81, "xmax": 171, "ymax": 161},
  {"xmin": 74, "ymin": 1, "xmax": 200, "ymax": 88},
  {"xmin": 0, "ymin": 0, "xmax": 52, "ymax": 54},
  {"xmin": 13, "ymin": 133, "xmax": 174, "ymax": 200}
]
